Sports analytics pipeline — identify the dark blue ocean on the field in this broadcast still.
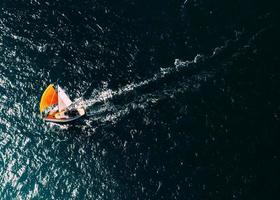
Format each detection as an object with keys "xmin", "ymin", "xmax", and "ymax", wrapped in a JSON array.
[{"xmin": 0, "ymin": 0, "xmax": 279, "ymax": 199}]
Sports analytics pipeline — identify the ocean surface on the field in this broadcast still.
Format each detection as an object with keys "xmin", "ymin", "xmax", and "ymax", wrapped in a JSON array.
[{"xmin": 0, "ymin": 0, "xmax": 279, "ymax": 199}]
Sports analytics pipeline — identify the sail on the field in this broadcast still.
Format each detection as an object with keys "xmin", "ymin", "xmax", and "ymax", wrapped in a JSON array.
[
  {"xmin": 39, "ymin": 84, "xmax": 58, "ymax": 113},
  {"xmin": 58, "ymin": 86, "xmax": 72, "ymax": 112}
]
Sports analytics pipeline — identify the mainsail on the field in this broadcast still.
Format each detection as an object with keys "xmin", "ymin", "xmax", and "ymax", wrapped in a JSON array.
[
  {"xmin": 39, "ymin": 84, "xmax": 58, "ymax": 113},
  {"xmin": 58, "ymin": 86, "xmax": 72, "ymax": 112}
]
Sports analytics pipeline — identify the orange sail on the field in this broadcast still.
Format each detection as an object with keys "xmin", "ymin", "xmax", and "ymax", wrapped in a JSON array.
[{"xmin": 39, "ymin": 84, "xmax": 58, "ymax": 113}]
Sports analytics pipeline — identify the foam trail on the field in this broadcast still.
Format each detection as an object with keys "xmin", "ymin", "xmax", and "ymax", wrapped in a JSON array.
[
  {"xmin": 73, "ymin": 53, "xmax": 215, "ymax": 124},
  {"xmin": 66, "ymin": 45, "xmax": 226, "ymax": 126},
  {"xmin": 76, "ymin": 36, "xmax": 236, "ymax": 119},
  {"xmin": 81, "ymin": 57, "xmax": 195, "ymax": 109}
]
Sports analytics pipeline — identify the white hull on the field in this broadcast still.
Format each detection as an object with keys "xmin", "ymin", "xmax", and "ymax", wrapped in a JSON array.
[
  {"xmin": 44, "ymin": 114, "xmax": 83, "ymax": 123},
  {"xmin": 43, "ymin": 107, "xmax": 86, "ymax": 123}
]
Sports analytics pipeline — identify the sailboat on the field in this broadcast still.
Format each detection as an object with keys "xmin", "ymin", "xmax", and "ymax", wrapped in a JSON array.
[{"xmin": 39, "ymin": 84, "xmax": 86, "ymax": 123}]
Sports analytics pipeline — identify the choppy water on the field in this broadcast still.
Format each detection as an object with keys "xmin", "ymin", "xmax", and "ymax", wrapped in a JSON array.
[{"xmin": 1, "ymin": 0, "xmax": 279, "ymax": 199}]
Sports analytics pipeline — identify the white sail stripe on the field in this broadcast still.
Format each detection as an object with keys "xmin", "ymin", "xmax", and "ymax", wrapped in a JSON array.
[{"xmin": 58, "ymin": 86, "xmax": 72, "ymax": 111}]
